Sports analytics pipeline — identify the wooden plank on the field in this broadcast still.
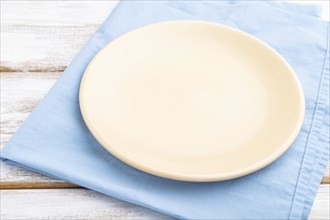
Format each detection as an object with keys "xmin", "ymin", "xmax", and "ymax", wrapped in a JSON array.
[
  {"xmin": 309, "ymin": 185, "xmax": 330, "ymax": 220},
  {"xmin": 1, "ymin": 1, "xmax": 118, "ymax": 26},
  {"xmin": 322, "ymin": 165, "xmax": 330, "ymax": 184},
  {"xmin": 0, "ymin": 72, "xmax": 61, "ymax": 148},
  {"xmin": 1, "ymin": 71, "xmax": 329, "ymax": 187},
  {"xmin": 0, "ymin": 72, "xmax": 75, "ymax": 188},
  {"xmin": 0, "ymin": 186, "xmax": 328, "ymax": 219},
  {"xmin": 0, "ymin": 161, "xmax": 77, "ymax": 189},
  {"xmin": 0, "ymin": 188, "xmax": 173, "ymax": 220},
  {"xmin": 0, "ymin": 1, "xmax": 117, "ymax": 72}
]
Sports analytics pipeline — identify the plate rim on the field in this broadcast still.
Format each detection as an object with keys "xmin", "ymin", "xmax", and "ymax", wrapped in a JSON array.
[{"xmin": 79, "ymin": 20, "xmax": 305, "ymax": 182}]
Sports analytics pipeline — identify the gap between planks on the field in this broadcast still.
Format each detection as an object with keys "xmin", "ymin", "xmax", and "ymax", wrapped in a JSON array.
[
  {"xmin": 0, "ymin": 65, "xmax": 66, "ymax": 73},
  {"xmin": 0, "ymin": 181, "xmax": 78, "ymax": 190}
]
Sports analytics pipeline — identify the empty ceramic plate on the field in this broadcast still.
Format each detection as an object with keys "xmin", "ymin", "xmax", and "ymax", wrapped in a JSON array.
[{"xmin": 79, "ymin": 20, "xmax": 305, "ymax": 182}]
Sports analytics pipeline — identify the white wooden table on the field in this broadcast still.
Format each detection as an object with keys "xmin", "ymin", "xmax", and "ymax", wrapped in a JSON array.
[{"xmin": 1, "ymin": 1, "xmax": 329, "ymax": 219}]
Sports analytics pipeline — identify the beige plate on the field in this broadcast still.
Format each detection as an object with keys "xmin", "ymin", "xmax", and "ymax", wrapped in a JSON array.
[{"xmin": 79, "ymin": 20, "xmax": 305, "ymax": 182}]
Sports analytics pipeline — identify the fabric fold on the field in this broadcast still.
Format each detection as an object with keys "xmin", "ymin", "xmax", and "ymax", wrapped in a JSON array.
[{"xmin": 1, "ymin": 1, "xmax": 329, "ymax": 219}]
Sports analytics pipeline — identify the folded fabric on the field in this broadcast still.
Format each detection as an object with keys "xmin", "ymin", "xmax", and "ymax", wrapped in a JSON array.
[{"xmin": 1, "ymin": 1, "xmax": 329, "ymax": 219}]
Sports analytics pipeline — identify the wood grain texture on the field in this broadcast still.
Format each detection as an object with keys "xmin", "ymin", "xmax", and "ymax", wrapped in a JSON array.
[
  {"xmin": 0, "ymin": 1, "xmax": 329, "ymax": 219},
  {"xmin": 0, "ymin": 72, "xmax": 61, "ymax": 148},
  {"xmin": 0, "ymin": 72, "xmax": 74, "ymax": 189},
  {"xmin": 0, "ymin": 161, "xmax": 77, "ymax": 189},
  {"xmin": 0, "ymin": 188, "xmax": 173, "ymax": 220},
  {"xmin": 0, "ymin": 186, "xmax": 328, "ymax": 220},
  {"xmin": 309, "ymin": 185, "xmax": 330, "ymax": 220},
  {"xmin": 1, "ymin": 1, "xmax": 117, "ymax": 72}
]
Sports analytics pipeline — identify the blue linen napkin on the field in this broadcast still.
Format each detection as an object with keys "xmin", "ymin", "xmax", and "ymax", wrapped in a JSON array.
[{"xmin": 1, "ymin": 1, "xmax": 329, "ymax": 219}]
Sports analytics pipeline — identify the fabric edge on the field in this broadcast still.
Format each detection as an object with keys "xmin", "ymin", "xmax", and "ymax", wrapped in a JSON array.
[
  {"xmin": 302, "ymin": 22, "xmax": 330, "ymax": 219},
  {"xmin": 289, "ymin": 22, "xmax": 330, "ymax": 219}
]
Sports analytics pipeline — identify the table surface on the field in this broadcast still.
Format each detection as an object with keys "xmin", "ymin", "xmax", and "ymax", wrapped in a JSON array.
[{"xmin": 0, "ymin": 1, "xmax": 329, "ymax": 219}]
